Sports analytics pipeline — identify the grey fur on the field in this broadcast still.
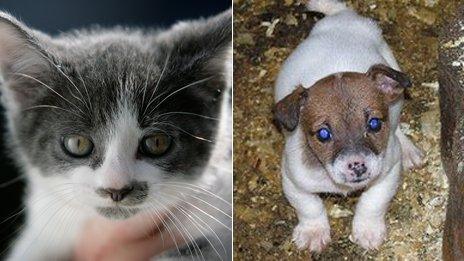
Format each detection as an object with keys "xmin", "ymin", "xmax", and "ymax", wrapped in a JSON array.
[
  {"xmin": 0, "ymin": 8, "xmax": 231, "ymax": 260},
  {"xmin": 0, "ymin": 9, "xmax": 231, "ymax": 176},
  {"xmin": 96, "ymin": 207, "xmax": 141, "ymax": 220}
]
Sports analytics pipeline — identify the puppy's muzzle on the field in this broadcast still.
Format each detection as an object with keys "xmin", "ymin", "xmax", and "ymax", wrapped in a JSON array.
[
  {"xmin": 336, "ymin": 152, "xmax": 371, "ymax": 183},
  {"xmin": 348, "ymin": 161, "xmax": 367, "ymax": 178}
]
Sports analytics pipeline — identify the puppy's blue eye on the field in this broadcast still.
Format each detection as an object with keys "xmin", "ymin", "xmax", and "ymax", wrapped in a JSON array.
[
  {"xmin": 316, "ymin": 128, "xmax": 332, "ymax": 142},
  {"xmin": 368, "ymin": 118, "xmax": 382, "ymax": 132}
]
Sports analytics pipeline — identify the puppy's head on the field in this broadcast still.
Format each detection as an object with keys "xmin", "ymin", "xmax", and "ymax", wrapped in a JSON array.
[{"xmin": 274, "ymin": 64, "xmax": 411, "ymax": 188}]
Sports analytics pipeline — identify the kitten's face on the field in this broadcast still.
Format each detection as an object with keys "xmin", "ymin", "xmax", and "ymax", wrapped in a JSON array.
[{"xmin": 0, "ymin": 11, "xmax": 231, "ymax": 219}]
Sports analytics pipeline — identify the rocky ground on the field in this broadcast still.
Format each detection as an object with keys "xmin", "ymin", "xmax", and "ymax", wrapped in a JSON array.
[{"xmin": 233, "ymin": 0, "xmax": 460, "ymax": 260}]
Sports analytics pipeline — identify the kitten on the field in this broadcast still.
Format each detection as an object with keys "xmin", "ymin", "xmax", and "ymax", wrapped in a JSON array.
[{"xmin": 0, "ymin": 9, "xmax": 231, "ymax": 260}]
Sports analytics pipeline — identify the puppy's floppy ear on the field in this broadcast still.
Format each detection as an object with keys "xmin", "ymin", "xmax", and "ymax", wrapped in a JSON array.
[
  {"xmin": 273, "ymin": 85, "xmax": 308, "ymax": 131},
  {"xmin": 367, "ymin": 64, "xmax": 412, "ymax": 103}
]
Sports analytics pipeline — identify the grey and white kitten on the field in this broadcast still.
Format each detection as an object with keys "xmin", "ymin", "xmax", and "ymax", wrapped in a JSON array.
[{"xmin": 0, "ymin": 9, "xmax": 231, "ymax": 260}]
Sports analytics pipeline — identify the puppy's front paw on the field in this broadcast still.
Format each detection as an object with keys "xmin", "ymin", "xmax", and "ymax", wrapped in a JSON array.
[
  {"xmin": 292, "ymin": 220, "xmax": 331, "ymax": 253},
  {"xmin": 401, "ymin": 140, "xmax": 424, "ymax": 171},
  {"xmin": 351, "ymin": 217, "xmax": 386, "ymax": 250}
]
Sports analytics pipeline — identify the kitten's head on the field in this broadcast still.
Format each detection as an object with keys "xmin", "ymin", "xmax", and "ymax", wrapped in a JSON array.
[{"xmin": 0, "ymin": 10, "xmax": 231, "ymax": 219}]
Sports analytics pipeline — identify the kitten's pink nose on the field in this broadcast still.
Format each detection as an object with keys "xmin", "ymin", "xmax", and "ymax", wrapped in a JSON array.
[{"xmin": 99, "ymin": 186, "xmax": 134, "ymax": 202}]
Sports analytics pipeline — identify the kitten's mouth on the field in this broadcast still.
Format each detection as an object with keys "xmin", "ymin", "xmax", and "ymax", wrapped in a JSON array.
[{"xmin": 96, "ymin": 206, "xmax": 140, "ymax": 220}]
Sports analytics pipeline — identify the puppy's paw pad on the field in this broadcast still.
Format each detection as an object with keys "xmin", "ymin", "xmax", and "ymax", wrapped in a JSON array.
[
  {"xmin": 351, "ymin": 219, "xmax": 386, "ymax": 250},
  {"xmin": 401, "ymin": 142, "xmax": 424, "ymax": 170},
  {"xmin": 292, "ymin": 221, "xmax": 331, "ymax": 253}
]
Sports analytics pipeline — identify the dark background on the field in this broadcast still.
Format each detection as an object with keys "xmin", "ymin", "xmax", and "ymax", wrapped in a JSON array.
[{"xmin": 0, "ymin": 0, "xmax": 230, "ymax": 256}]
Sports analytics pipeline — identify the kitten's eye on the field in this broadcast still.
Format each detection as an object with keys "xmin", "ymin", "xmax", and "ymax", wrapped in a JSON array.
[
  {"xmin": 139, "ymin": 133, "xmax": 172, "ymax": 157},
  {"xmin": 367, "ymin": 118, "xmax": 382, "ymax": 132},
  {"xmin": 62, "ymin": 135, "xmax": 93, "ymax": 157},
  {"xmin": 316, "ymin": 127, "xmax": 332, "ymax": 142}
]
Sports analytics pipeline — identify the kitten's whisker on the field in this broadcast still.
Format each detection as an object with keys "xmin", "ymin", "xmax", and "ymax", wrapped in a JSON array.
[
  {"xmin": 23, "ymin": 105, "xmax": 85, "ymax": 119},
  {"xmin": 165, "ymin": 205, "xmax": 207, "ymax": 261},
  {"xmin": 59, "ymin": 208, "xmax": 77, "ymax": 252},
  {"xmin": 153, "ymin": 199, "xmax": 199, "ymax": 260},
  {"xmin": 186, "ymin": 194, "xmax": 231, "ymax": 219},
  {"xmin": 160, "ymin": 186, "xmax": 230, "ymax": 219},
  {"xmin": 146, "ymin": 88, "xmax": 169, "ymax": 112},
  {"xmin": 0, "ymin": 174, "xmax": 25, "ymax": 188},
  {"xmin": 143, "ymin": 51, "xmax": 171, "ymax": 118},
  {"xmin": 156, "ymin": 111, "xmax": 219, "ymax": 121},
  {"xmin": 0, "ymin": 187, "xmax": 74, "ymax": 227},
  {"xmin": 140, "ymin": 61, "xmax": 154, "ymax": 115},
  {"xmin": 145, "ymin": 201, "xmax": 184, "ymax": 258},
  {"xmin": 161, "ymin": 192, "xmax": 230, "ymax": 231},
  {"xmin": 148, "ymin": 76, "xmax": 214, "ymax": 116},
  {"xmin": 150, "ymin": 198, "xmax": 202, "ymax": 261},
  {"xmin": 47, "ymin": 202, "xmax": 75, "ymax": 254},
  {"xmin": 0, "ymin": 206, "xmax": 26, "ymax": 227},
  {"xmin": 11, "ymin": 73, "xmax": 85, "ymax": 116},
  {"xmin": 142, "ymin": 207, "xmax": 166, "ymax": 245},
  {"xmin": 159, "ymin": 192, "xmax": 228, "ymax": 258},
  {"xmin": 177, "ymin": 202, "xmax": 227, "ymax": 259},
  {"xmin": 34, "ymin": 51, "xmax": 88, "ymax": 108},
  {"xmin": 157, "ymin": 122, "xmax": 213, "ymax": 143},
  {"xmin": 28, "ymin": 196, "xmax": 73, "ymax": 252},
  {"xmin": 148, "ymin": 205, "xmax": 177, "ymax": 254},
  {"xmin": 68, "ymin": 91, "xmax": 87, "ymax": 110},
  {"xmin": 157, "ymin": 182, "xmax": 231, "ymax": 206},
  {"xmin": 13, "ymin": 195, "xmax": 76, "ymax": 258},
  {"xmin": 142, "ymin": 120, "xmax": 176, "ymax": 133},
  {"xmin": 176, "ymin": 203, "xmax": 227, "ymax": 259},
  {"xmin": 76, "ymin": 71, "xmax": 93, "ymax": 113},
  {"xmin": 26, "ymin": 191, "xmax": 76, "ymax": 213}
]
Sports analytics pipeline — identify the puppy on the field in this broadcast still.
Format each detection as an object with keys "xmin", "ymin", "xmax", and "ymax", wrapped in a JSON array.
[{"xmin": 273, "ymin": 0, "xmax": 424, "ymax": 252}]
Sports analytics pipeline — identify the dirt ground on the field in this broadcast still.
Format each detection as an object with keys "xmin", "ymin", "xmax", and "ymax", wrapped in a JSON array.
[{"xmin": 233, "ymin": 0, "xmax": 460, "ymax": 260}]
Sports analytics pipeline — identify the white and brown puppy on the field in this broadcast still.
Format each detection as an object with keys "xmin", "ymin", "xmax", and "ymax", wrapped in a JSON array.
[{"xmin": 274, "ymin": 0, "xmax": 423, "ymax": 253}]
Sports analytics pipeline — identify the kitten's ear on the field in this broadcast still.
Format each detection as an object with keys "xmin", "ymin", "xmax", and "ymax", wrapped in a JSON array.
[
  {"xmin": 0, "ymin": 12, "xmax": 51, "ymax": 110},
  {"xmin": 158, "ymin": 9, "xmax": 232, "ymax": 87}
]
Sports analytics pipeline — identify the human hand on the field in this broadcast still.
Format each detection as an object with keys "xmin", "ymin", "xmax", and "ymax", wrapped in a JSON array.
[{"xmin": 73, "ymin": 212, "xmax": 183, "ymax": 261}]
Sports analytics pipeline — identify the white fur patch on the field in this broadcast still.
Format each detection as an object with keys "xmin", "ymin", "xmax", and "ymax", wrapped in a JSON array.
[
  {"xmin": 10, "ymin": 70, "xmax": 232, "ymax": 261},
  {"xmin": 276, "ymin": 3, "xmax": 416, "ymax": 252},
  {"xmin": 307, "ymin": 0, "xmax": 347, "ymax": 16}
]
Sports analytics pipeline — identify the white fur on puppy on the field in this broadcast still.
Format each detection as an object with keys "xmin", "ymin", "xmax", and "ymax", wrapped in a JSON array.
[
  {"xmin": 275, "ymin": 0, "xmax": 423, "ymax": 253},
  {"xmin": 307, "ymin": 0, "xmax": 347, "ymax": 15}
]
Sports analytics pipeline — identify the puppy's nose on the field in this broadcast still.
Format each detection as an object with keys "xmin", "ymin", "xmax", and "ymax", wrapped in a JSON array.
[
  {"xmin": 348, "ymin": 162, "xmax": 367, "ymax": 177},
  {"xmin": 99, "ymin": 186, "xmax": 134, "ymax": 202}
]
